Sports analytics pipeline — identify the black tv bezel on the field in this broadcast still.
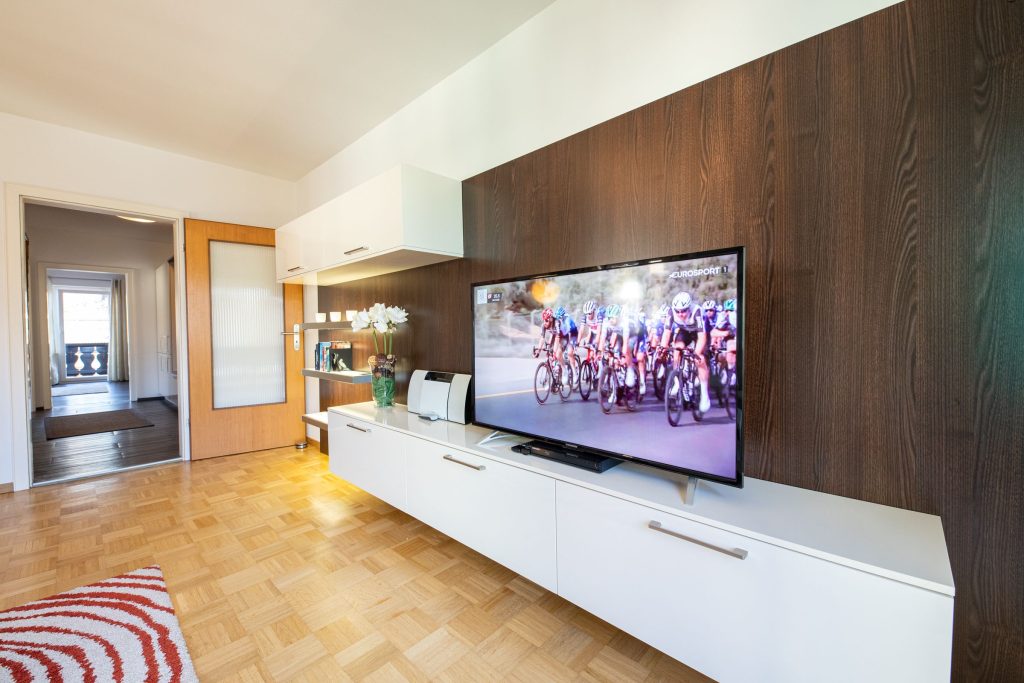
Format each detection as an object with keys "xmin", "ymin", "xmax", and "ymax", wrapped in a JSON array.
[{"xmin": 470, "ymin": 245, "xmax": 745, "ymax": 489}]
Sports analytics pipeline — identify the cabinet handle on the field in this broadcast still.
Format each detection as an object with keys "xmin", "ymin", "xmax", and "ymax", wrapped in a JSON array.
[
  {"xmin": 344, "ymin": 245, "xmax": 369, "ymax": 256},
  {"xmin": 443, "ymin": 454, "xmax": 485, "ymax": 471},
  {"xmin": 648, "ymin": 520, "xmax": 748, "ymax": 560},
  {"xmin": 287, "ymin": 265, "xmax": 304, "ymax": 272},
  {"xmin": 346, "ymin": 423, "xmax": 370, "ymax": 433}
]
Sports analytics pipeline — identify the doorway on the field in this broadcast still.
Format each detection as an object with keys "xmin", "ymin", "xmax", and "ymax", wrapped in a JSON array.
[
  {"xmin": 5, "ymin": 190, "xmax": 191, "ymax": 488},
  {"xmin": 54, "ymin": 279, "xmax": 114, "ymax": 385}
]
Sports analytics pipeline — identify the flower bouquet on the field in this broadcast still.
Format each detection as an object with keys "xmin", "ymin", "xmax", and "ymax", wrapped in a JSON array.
[{"xmin": 350, "ymin": 303, "xmax": 408, "ymax": 407}]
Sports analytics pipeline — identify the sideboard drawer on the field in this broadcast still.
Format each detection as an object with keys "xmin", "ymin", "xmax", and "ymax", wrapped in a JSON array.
[
  {"xmin": 328, "ymin": 415, "xmax": 407, "ymax": 510},
  {"xmin": 555, "ymin": 481, "xmax": 952, "ymax": 682},
  {"xmin": 406, "ymin": 441, "xmax": 557, "ymax": 591}
]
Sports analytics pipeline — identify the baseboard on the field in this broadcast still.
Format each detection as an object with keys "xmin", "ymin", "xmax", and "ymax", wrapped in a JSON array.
[
  {"xmin": 0, "ymin": 483, "xmax": 13, "ymax": 495},
  {"xmin": 137, "ymin": 396, "xmax": 164, "ymax": 402}
]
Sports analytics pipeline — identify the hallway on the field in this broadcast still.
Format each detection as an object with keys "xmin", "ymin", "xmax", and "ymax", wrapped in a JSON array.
[{"xmin": 31, "ymin": 381, "xmax": 180, "ymax": 484}]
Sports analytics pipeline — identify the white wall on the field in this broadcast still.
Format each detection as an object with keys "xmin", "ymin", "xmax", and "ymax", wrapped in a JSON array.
[
  {"xmin": 297, "ymin": 0, "xmax": 902, "ymax": 212},
  {"xmin": 0, "ymin": 112, "xmax": 296, "ymax": 486},
  {"xmin": 0, "ymin": 112, "xmax": 297, "ymax": 227},
  {"xmin": 26, "ymin": 215, "xmax": 172, "ymax": 402}
]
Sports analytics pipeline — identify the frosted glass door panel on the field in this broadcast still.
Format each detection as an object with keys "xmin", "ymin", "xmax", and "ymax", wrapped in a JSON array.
[{"xmin": 209, "ymin": 241, "xmax": 286, "ymax": 408}]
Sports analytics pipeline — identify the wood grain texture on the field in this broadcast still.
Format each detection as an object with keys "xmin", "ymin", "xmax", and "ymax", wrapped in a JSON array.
[
  {"xmin": 320, "ymin": 0, "xmax": 1024, "ymax": 678},
  {"xmin": 185, "ymin": 219, "xmax": 305, "ymax": 460}
]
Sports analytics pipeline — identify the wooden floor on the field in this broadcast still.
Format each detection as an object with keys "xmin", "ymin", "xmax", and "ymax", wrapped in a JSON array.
[
  {"xmin": 31, "ymin": 381, "xmax": 180, "ymax": 484},
  {"xmin": 0, "ymin": 445, "xmax": 711, "ymax": 682}
]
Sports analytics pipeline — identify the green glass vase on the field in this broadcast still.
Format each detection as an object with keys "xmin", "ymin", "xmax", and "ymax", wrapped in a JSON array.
[{"xmin": 369, "ymin": 354, "xmax": 396, "ymax": 407}]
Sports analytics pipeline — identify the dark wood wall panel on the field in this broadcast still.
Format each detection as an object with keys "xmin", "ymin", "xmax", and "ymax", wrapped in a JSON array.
[{"xmin": 319, "ymin": 0, "xmax": 1024, "ymax": 678}]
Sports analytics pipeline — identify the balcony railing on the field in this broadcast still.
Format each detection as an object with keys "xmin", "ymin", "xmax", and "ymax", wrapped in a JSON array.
[{"xmin": 65, "ymin": 343, "xmax": 109, "ymax": 378}]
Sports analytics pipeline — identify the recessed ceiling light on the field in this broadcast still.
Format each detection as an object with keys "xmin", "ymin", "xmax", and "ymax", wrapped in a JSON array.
[{"xmin": 117, "ymin": 215, "xmax": 156, "ymax": 223}]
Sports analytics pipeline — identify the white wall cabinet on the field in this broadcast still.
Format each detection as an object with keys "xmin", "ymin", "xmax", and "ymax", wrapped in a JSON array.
[
  {"xmin": 275, "ymin": 165, "xmax": 462, "ymax": 285},
  {"xmin": 327, "ymin": 404, "xmax": 954, "ymax": 682}
]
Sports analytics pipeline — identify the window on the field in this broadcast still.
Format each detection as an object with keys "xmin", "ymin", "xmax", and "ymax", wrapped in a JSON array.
[{"xmin": 61, "ymin": 291, "xmax": 111, "ymax": 344}]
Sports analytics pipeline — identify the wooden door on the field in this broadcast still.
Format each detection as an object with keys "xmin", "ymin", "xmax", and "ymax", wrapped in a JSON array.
[{"xmin": 185, "ymin": 219, "xmax": 304, "ymax": 459}]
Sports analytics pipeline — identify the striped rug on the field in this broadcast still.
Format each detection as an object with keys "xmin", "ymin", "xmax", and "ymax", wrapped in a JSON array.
[{"xmin": 0, "ymin": 566, "xmax": 197, "ymax": 682}]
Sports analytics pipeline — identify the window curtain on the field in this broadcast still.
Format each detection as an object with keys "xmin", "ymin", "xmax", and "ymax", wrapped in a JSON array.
[
  {"xmin": 108, "ymin": 278, "xmax": 129, "ymax": 382},
  {"xmin": 47, "ymin": 280, "xmax": 61, "ymax": 385}
]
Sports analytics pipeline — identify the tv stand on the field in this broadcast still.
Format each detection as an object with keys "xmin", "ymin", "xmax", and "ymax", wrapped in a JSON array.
[
  {"xmin": 680, "ymin": 475, "xmax": 698, "ymax": 506},
  {"xmin": 511, "ymin": 440, "xmax": 620, "ymax": 473},
  {"xmin": 476, "ymin": 430, "xmax": 520, "ymax": 447},
  {"xmin": 326, "ymin": 403, "xmax": 954, "ymax": 681}
]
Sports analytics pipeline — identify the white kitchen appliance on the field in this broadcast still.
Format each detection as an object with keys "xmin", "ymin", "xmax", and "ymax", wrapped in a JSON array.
[{"xmin": 407, "ymin": 370, "xmax": 471, "ymax": 424}]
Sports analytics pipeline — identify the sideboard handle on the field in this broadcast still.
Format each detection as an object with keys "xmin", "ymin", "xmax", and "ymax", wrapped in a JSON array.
[
  {"xmin": 344, "ymin": 245, "xmax": 369, "ymax": 256},
  {"xmin": 443, "ymin": 454, "xmax": 485, "ymax": 471},
  {"xmin": 648, "ymin": 520, "xmax": 748, "ymax": 560},
  {"xmin": 287, "ymin": 265, "xmax": 304, "ymax": 272},
  {"xmin": 346, "ymin": 423, "xmax": 370, "ymax": 433}
]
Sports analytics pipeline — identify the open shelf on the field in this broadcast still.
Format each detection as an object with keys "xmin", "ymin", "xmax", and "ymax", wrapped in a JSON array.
[
  {"xmin": 301, "ymin": 368, "xmax": 371, "ymax": 383},
  {"xmin": 300, "ymin": 321, "xmax": 353, "ymax": 331},
  {"xmin": 301, "ymin": 411, "xmax": 329, "ymax": 430}
]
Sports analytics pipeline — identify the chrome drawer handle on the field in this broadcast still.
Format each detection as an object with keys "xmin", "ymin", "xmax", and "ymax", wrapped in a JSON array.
[
  {"xmin": 648, "ymin": 520, "xmax": 748, "ymax": 560},
  {"xmin": 287, "ymin": 265, "xmax": 303, "ymax": 272},
  {"xmin": 443, "ymin": 454, "xmax": 485, "ymax": 471},
  {"xmin": 344, "ymin": 245, "xmax": 369, "ymax": 255},
  {"xmin": 346, "ymin": 423, "xmax": 370, "ymax": 433}
]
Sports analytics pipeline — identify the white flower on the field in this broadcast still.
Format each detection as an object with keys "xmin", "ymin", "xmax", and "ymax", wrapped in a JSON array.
[
  {"xmin": 373, "ymin": 319, "xmax": 389, "ymax": 334},
  {"xmin": 386, "ymin": 306, "xmax": 408, "ymax": 325},
  {"xmin": 368, "ymin": 302, "xmax": 388, "ymax": 324},
  {"xmin": 350, "ymin": 309, "xmax": 371, "ymax": 332}
]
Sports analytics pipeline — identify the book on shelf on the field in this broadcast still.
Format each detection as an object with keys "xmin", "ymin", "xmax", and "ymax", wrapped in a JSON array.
[{"xmin": 314, "ymin": 341, "xmax": 353, "ymax": 373}]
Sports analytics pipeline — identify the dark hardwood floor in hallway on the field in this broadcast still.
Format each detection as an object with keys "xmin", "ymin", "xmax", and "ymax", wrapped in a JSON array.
[{"xmin": 32, "ymin": 381, "xmax": 180, "ymax": 484}]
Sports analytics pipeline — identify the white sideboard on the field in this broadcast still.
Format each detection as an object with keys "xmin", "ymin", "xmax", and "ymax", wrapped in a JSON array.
[
  {"xmin": 276, "ymin": 164, "xmax": 462, "ymax": 285},
  {"xmin": 328, "ymin": 403, "xmax": 954, "ymax": 682}
]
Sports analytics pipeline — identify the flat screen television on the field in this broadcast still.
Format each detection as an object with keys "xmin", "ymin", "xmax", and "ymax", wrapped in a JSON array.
[{"xmin": 471, "ymin": 246, "xmax": 744, "ymax": 487}]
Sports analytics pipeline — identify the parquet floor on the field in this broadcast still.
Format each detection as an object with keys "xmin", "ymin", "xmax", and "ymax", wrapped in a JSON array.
[{"xmin": 0, "ymin": 445, "xmax": 711, "ymax": 682}]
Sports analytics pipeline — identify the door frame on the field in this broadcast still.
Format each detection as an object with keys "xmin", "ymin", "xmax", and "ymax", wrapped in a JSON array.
[
  {"xmin": 39, "ymin": 266, "xmax": 136, "ymax": 400},
  {"xmin": 3, "ymin": 183, "xmax": 191, "ymax": 491},
  {"xmin": 184, "ymin": 219, "xmax": 305, "ymax": 460}
]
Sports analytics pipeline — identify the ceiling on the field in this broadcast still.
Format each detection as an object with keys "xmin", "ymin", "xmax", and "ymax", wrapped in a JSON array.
[
  {"xmin": 25, "ymin": 203, "xmax": 175, "ymax": 245},
  {"xmin": 0, "ymin": 0, "xmax": 554, "ymax": 180}
]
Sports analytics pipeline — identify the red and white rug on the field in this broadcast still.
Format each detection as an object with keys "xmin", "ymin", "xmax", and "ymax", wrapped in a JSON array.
[{"xmin": 0, "ymin": 566, "xmax": 198, "ymax": 682}]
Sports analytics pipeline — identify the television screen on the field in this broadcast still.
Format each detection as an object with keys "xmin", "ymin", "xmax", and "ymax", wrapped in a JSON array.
[{"xmin": 472, "ymin": 247, "xmax": 743, "ymax": 486}]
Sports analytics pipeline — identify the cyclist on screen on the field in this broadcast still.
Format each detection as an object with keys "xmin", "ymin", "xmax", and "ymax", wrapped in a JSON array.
[
  {"xmin": 649, "ymin": 304, "xmax": 669, "ymax": 353},
  {"xmin": 577, "ymin": 300, "xmax": 599, "ymax": 349},
  {"xmin": 661, "ymin": 292, "xmax": 712, "ymax": 413},
  {"xmin": 554, "ymin": 306, "xmax": 579, "ymax": 365},
  {"xmin": 597, "ymin": 304, "xmax": 625, "ymax": 360},
  {"xmin": 533, "ymin": 307, "xmax": 558, "ymax": 358},
  {"xmin": 710, "ymin": 299, "xmax": 739, "ymax": 382},
  {"xmin": 702, "ymin": 299, "xmax": 719, "ymax": 336},
  {"xmin": 625, "ymin": 310, "xmax": 648, "ymax": 398},
  {"xmin": 710, "ymin": 299, "xmax": 737, "ymax": 352}
]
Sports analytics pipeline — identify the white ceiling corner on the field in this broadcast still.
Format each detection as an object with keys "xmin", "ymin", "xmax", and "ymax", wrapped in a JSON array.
[{"xmin": 0, "ymin": 0, "xmax": 555, "ymax": 180}]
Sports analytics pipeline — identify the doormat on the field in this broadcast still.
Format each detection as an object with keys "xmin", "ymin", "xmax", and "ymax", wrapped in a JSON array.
[
  {"xmin": 0, "ymin": 565, "xmax": 199, "ymax": 682},
  {"xmin": 44, "ymin": 409, "xmax": 154, "ymax": 440},
  {"xmin": 51, "ymin": 382, "xmax": 109, "ymax": 397}
]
